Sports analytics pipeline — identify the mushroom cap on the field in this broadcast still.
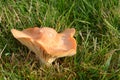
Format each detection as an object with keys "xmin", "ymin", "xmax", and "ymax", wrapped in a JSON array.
[{"xmin": 11, "ymin": 27, "xmax": 77, "ymax": 63}]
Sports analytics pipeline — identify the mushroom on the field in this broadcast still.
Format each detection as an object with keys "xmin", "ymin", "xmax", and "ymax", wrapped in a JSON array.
[{"xmin": 11, "ymin": 27, "xmax": 77, "ymax": 65}]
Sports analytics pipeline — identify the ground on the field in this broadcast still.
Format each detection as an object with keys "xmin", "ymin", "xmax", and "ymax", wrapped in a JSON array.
[{"xmin": 0, "ymin": 0, "xmax": 120, "ymax": 80}]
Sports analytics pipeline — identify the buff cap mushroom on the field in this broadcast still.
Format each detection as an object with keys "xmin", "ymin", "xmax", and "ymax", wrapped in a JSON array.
[{"xmin": 11, "ymin": 27, "xmax": 77, "ymax": 64}]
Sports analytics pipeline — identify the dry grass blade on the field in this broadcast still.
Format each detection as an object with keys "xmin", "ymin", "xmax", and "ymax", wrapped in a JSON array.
[{"xmin": 0, "ymin": 44, "xmax": 7, "ymax": 59}]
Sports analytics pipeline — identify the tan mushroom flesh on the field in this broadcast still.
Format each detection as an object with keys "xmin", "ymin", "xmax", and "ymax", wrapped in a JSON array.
[{"xmin": 11, "ymin": 27, "xmax": 77, "ymax": 64}]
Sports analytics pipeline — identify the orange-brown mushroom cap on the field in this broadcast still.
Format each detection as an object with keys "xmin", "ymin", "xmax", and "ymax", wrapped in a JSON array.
[{"xmin": 11, "ymin": 27, "xmax": 77, "ymax": 64}]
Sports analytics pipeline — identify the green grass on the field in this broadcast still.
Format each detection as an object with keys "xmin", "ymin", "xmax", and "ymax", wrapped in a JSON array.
[{"xmin": 0, "ymin": 0, "xmax": 120, "ymax": 80}]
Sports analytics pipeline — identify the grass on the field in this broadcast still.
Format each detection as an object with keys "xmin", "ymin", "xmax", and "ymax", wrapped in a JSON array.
[{"xmin": 0, "ymin": 0, "xmax": 120, "ymax": 80}]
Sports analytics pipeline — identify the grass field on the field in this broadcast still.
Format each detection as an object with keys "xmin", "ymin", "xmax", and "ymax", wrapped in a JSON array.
[{"xmin": 0, "ymin": 0, "xmax": 120, "ymax": 80}]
